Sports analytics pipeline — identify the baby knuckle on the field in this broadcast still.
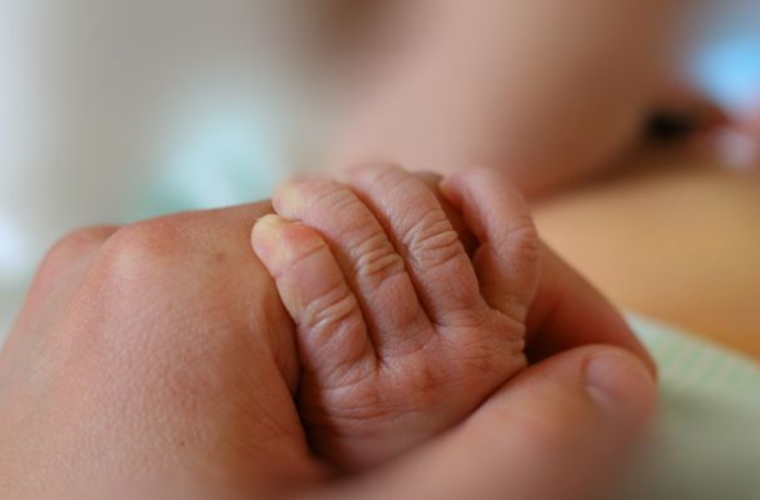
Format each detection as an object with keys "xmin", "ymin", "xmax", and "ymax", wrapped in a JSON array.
[
  {"xmin": 409, "ymin": 214, "xmax": 463, "ymax": 267},
  {"xmin": 276, "ymin": 235, "xmax": 328, "ymax": 278},
  {"xmin": 354, "ymin": 233, "xmax": 405, "ymax": 283},
  {"xmin": 303, "ymin": 283, "xmax": 359, "ymax": 332},
  {"xmin": 305, "ymin": 181, "xmax": 357, "ymax": 216},
  {"xmin": 499, "ymin": 217, "xmax": 540, "ymax": 265},
  {"xmin": 358, "ymin": 163, "xmax": 404, "ymax": 191}
]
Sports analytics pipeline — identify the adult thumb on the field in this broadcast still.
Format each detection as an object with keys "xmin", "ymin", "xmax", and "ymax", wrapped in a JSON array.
[{"xmin": 320, "ymin": 346, "xmax": 656, "ymax": 500}]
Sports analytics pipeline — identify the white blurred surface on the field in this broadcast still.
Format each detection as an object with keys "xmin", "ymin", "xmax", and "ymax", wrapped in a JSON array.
[
  {"xmin": 0, "ymin": 0, "xmax": 758, "ymax": 342},
  {"xmin": 0, "ymin": 0, "xmax": 338, "ymax": 340}
]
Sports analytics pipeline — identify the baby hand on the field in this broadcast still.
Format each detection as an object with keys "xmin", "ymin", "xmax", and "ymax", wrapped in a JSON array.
[{"xmin": 252, "ymin": 165, "xmax": 540, "ymax": 469}]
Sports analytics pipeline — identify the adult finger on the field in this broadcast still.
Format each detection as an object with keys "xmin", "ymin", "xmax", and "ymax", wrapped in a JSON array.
[{"xmin": 527, "ymin": 244, "xmax": 656, "ymax": 373}]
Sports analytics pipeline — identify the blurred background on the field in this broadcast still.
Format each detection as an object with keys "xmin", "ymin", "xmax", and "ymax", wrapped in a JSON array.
[{"xmin": 1, "ymin": 0, "xmax": 759, "ymax": 341}]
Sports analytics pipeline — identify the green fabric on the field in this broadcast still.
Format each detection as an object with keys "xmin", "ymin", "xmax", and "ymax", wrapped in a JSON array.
[{"xmin": 623, "ymin": 314, "xmax": 760, "ymax": 500}]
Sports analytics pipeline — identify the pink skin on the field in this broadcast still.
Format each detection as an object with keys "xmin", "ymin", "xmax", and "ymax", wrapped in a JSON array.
[
  {"xmin": 332, "ymin": 0, "xmax": 679, "ymax": 196},
  {"xmin": 252, "ymin": 164, "xmax": 592, "ymax": 469},
  {"xmin": 0, "ymin": 181, "xmax": 655, "ymax": 498}
]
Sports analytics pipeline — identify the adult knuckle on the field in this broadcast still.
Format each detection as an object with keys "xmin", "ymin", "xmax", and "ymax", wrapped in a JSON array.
[
  {"xmin": 93, "ymin": 220, "xmax": 186, "ymax": 287},
  {"xmin": 35, "ymin": 226, "xmax": 118, "ymax": 283},
  {"xmin": 45, "ymin": 226, "xmax": 117, "ymax": 264}
]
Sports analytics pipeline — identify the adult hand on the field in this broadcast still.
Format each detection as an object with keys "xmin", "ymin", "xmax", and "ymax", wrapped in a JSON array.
[
  {"xmin": 0, "ymin": 203, "xmax": 322, "ymax": 499},
  {"xmin": 0, "ymin": 198, "xmax": 655, "ymax": 499}
]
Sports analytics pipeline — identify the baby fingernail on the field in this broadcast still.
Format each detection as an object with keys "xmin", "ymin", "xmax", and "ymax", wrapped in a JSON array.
[{"xmin": 252, "ymin": 215, "xmax": 288, "ymax": 263}]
